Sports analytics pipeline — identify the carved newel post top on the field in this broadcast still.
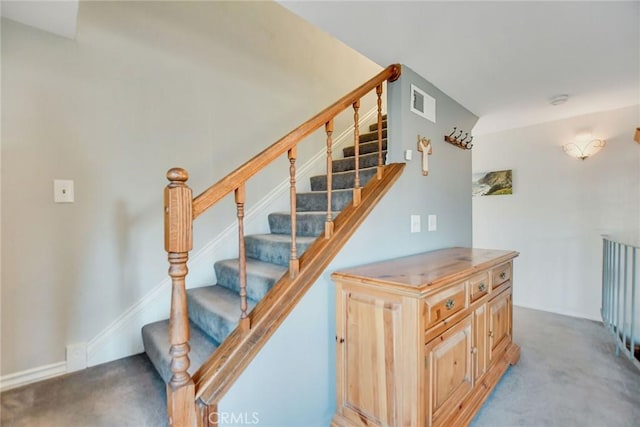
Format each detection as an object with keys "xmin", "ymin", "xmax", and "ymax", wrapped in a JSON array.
[{"xmin": 167, "ymin": 168, "xmax": 189, "ymax": 183}]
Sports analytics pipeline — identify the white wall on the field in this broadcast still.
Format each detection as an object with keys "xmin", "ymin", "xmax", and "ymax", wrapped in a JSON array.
[
  {"xmin": 472, "ymin": 105, "xmax": 640, "ymax": 320},
  {"xmin": 1, "ymin": 0, "xmax": 382, "ymax": 378}
]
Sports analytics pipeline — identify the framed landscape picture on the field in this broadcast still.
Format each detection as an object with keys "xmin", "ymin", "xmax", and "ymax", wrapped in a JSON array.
[{"xmin": 472, "ymin": 170, "xmax": 513, "ymax": 197}]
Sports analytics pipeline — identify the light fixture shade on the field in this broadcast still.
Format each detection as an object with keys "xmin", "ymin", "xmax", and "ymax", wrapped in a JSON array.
[{"xmin": 562, "ymin": 134, "xmax": 606, "ymax": 160}]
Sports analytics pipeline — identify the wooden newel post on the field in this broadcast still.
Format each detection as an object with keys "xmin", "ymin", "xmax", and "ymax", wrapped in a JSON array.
[{"xmin": 164, "ymin": 167, "xmax": 196, "ymax": 427}]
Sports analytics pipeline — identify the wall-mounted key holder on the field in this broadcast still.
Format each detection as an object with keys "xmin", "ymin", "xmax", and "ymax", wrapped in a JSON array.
[{"xmin": 445, "ymin": 127, "xmax": 473, "ymax": 150}]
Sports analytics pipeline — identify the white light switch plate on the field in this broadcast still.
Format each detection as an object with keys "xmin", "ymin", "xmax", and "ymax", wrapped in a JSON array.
[
  {"xmin": 405, "ymin": 149, "xmax": 413, "ymax": 161},
  {"xmin": 428, "ymin": 214, "xmax": 437, "ymax": 231},
  {"xmin": 411, "ymin": 215, "xmax": 421, "ymax": 233},
  {"xmin": 54, "ymin": 180, "xmax": 74, "ymax": 203}
]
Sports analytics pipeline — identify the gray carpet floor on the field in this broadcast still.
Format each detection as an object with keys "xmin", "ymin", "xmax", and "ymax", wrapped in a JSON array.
[
  {"xmin": 471, "ymin": 307, "xmax": 640, "ymax": 427},
  {"xmin": 1, "ymin": 306, "xmax": 639, "ymax": 427}
]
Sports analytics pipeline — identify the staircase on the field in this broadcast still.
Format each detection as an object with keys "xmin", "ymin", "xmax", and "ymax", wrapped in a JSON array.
[
  {"xmin": 144, "ymin": 64, "xmax": 403, "ymax": 426},
  {"xmin": 143, "ymin": 117, "xmax": 389, "ymax": 383}
]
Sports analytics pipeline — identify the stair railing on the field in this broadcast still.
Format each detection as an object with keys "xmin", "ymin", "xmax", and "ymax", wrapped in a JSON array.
[
  {"xmin": 164, "ymin": 64, "xmax": 401, "ymax": 426},
  {"xmin": 602, "ymin": 235, "xmax": 640, "ymax": 371}
]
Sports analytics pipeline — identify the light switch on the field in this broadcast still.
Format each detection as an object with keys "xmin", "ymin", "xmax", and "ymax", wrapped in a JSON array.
[
  {"xmin": 411, "ymin": 215, "xmax": 421, "ymax": 233},
  {"xmin": 54, "ymin": 180, "xmax": 74, "ymax": 203},
  {"xmin": 405, "ymin": 149, "xmax": 413, "ymax": 161},
  {"xmin": 428, "ymin": 214, "xmax": 437, "ymax": 231}
]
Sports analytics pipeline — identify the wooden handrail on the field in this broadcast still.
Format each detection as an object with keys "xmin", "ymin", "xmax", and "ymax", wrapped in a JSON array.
[
  {"xmin": 191, "ymin": 64, "xmax": 401, "ymax": 219},
  {"xmin": 165, "ymin": 63, "xmax": 402, "ymax": 426},
  {"xmin": 193, "ymin": 163, "xmax": 406, "ymax": 405}
]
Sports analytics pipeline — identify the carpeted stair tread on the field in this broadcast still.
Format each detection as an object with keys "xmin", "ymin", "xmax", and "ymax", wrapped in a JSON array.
[
  {"xmin": 142, "ymin": 319, "xmax": 218, "ymax": 384},
  {"xmin": 332, "ymin": 151, "xmax": 386, "ymax": 173},
  {"xmin": 369, "ymin": 120, "xmax": 387, "ymax": 131},
  {"xmin": 187, "ymin": 285, "xmax": 256, "ymax": 344},
  {"xmin": 359, "ymin": 128, "xmax": 387, "ymax": 143},
  {"xmin": 296, "ymin": 188, "xmax": 354, "ymax": 212},
  {"xmin": 215, "ymin": 258, "xmax": 287, "ymax": 301},
  {"xmin": 343, "ymin": 139, "xmax": 387, "ymax": 158},
  {"xmin": 268, "ymin": 211, "xmax": 330, "ymax": 236},
  {"xmin": 245, "ymin": 234, "xmax": 315, "ymax": 266},
  {"xmin": 310, "ymin": 166, "xmax": 378, "ymax": 191}
]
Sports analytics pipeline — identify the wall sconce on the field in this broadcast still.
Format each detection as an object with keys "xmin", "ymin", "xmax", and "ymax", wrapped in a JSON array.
[{"xmin": 562, "ymin": 133, "xmax": 606, "ymax": 160}]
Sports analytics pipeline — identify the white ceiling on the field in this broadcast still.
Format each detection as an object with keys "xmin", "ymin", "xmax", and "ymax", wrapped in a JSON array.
[{"xmin": 280, "ymin": 1, "xmax": 640, "ymax": 135}]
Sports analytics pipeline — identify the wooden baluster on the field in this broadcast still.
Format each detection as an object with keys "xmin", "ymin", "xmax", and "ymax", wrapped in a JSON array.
[
  {"xmin": 235, "ymin": 184, "xmax": 250, "ymax": 331},
  {"xmin": 289, "ymin": 147, "xmax": 300, "ymax": 277},
  {"xmin": 164, "ymin": 168, "xmax": 196, "ymax": 426},
  {"xmin": 376, "ymin": 84, "xmax": 384, "ymax": 180},
  {"xmin": 353, "ymin": 99, "xmax": 361, "ymax": 206},
  {"xmin": 325, "ymin": 119, "xmax": 335, "ymax": 239}
]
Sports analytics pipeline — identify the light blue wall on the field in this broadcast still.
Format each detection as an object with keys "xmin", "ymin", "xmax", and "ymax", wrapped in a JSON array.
[{"xmin": 220, "ymin": 64, "xmax": 478, "ymax": 426}]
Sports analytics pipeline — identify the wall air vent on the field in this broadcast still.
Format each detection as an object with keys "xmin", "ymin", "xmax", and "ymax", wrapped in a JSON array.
[{"xmin": 410, "ymin": 84, "xmax": 436, "ymax": 123}]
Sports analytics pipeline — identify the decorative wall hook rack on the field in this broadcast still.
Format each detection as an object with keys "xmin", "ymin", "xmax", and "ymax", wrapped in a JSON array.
[
  {"xmin": 444, "ymin": 127, "xmax": 473, "ymax": 150},
  {"xmin": 417, "ymin": 135, "xmax": 432, "ymax": 176}
]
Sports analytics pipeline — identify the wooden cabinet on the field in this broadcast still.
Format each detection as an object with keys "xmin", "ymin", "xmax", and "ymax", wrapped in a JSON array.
[{"xmin": 331, "ymin": 248, "xmax": 520, "ymax": 427}]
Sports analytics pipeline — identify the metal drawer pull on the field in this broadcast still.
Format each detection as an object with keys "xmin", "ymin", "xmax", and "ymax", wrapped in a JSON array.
[
  {"xmin": 478, "ymin": 282, "xmax": 486, "ymax": 292},
  {"xmin": 445, "ymin": 298, "xmax": 455, "ymax": 310},
  {"xmin": 500, "ymin": 271, "xmax": 507, "ymax": 280}
]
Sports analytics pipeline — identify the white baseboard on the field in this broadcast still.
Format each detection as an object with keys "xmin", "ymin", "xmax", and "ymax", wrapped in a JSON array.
[
  {"xmin": 86, "ymin": 108, "xmax": 379, "ymax": 367},
  {"xmin": 513, "ymin": 302, "xmax": 601, "ymax": 322},
  {"xmin": 0, "ymin": 361, "xmax": 67, "ymax": 392}
]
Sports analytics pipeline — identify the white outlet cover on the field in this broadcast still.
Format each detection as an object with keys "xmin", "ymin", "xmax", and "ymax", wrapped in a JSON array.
[
  {"xmin": 54, "ymin": 179, "xmax": 74, "ymax": 203},
  {"xmin": 66, "ymin": 342, "xmax": 87, "ymax": 372}
]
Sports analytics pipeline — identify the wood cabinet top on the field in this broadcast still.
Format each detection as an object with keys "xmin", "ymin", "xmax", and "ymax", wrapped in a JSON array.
[{"xmin": 332, "ymin": 247, "xmax": 518, "ymax": 292}]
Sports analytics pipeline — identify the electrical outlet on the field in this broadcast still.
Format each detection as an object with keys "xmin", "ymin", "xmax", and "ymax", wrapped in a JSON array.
[
  {"xmin": 66, "ymin": 342, "xmax": 87, "ymax": 372},
  {"xmin": 54, "ymin": 180, "xmax": 74, "ymax": 203},
  {"xmin": 428, "ymin": 214, "xmax": 437, "ymax": 231},
  {"xmin": 411, "ymin": 215, "xmax": 421, "ymax": 233}
]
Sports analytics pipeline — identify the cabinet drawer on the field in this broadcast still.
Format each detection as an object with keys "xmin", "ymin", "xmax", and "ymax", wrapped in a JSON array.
[
  {"xmin": 491, "ymin": 263, "xmax": 512, "ymax": 290},
  {"xmin": 469, "ymin": 272, "xmax": 489, "ymax": 302},
  {"xmin": 425, "ymin": 282, "xmax": 466, "ymax": 329}
]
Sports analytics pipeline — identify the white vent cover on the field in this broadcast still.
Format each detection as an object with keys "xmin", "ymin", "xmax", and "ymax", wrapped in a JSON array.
[{"xmin": 410, "ymin": 84, "xmax": 436, "ymax": 123}]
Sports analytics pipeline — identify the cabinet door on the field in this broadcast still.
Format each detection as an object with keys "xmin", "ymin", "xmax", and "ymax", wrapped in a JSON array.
[
  {"xmin": 425, "ymin": 315, "xmax": 473, "ymax": 425},
  {"xmin": 337, "ymin": 289, "xmax": 403, "ymax": 427},
  {"xmin": 488, "ymin": 288, "xmax": 512, "ymax": 363},
  {"xmin": 473, "ymin": 305, "xmax": 487, "ymax": 381}
]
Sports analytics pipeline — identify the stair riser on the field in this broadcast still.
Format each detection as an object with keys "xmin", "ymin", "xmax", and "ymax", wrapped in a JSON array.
[
  {"xmin": 215, "ymin": 261, "xmax": 280, "ymax": 302},
  {"xmin": 268, "ymin": 213, "xmax": 325, "ymax": 237},
  {"xmin": 296, "ymin": 190, "xmax": 353, "ymax": 212},
  {"xmin": 142, "ymin": 320, "xmax": 218, "ymax": 384},
  {"xmin": 188, "ymin": 293, "xmax": 239, "ymax": 344},
  {"xmin": 245, "ymin": 236, "xmax": 313, "ymax": 266},
  {"xmin": 333, "ymin": 152, "xmax": 386, "ymax": 173},
  {"xmin": 360, "ymin": 129, "xmax": 387, "ymax": 143},
  {"xmin": 369, "ymin": 121, "xmax": 387, "ymax": 132},
  {"xmin": 343, "ymin": 139, "xmax": 387, "ymax": 158},
  {"xmin": 310, "ymin": 167, "xmax": 378, "ymax": 191}
]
